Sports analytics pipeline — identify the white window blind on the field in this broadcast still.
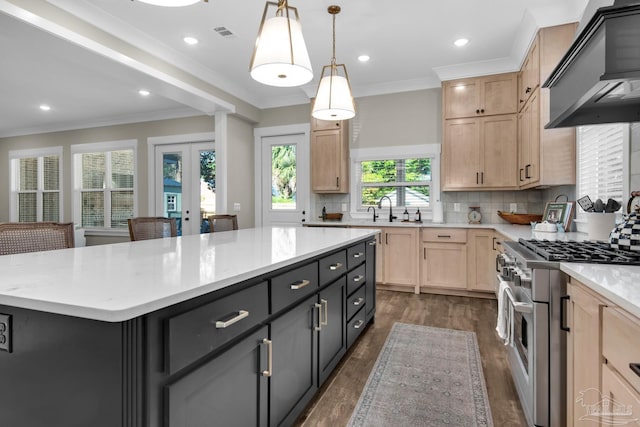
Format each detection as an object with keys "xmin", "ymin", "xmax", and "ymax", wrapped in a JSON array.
[
  {"xmin": 72, "ymin": 140, "xmax": 136, "ymax": 230},
  {"xmin": 576, "ymin": 124, "xmax": 626, "ymax": 215},
  {"xmin": 10, "ymin": 148, "xmax": 62, "ymax": 222}
]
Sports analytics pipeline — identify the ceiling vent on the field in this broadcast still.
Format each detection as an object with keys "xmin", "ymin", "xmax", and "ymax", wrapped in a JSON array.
[{"xmin": 214, "ymin": 26, "xmax": 236, "ymax": 38}]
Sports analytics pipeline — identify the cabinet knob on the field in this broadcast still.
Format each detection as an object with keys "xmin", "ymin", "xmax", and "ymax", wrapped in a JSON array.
[
  {"xmin": 480, "ymin": 109, "xmax": 485, "ymax": 113},
  {"xmin": 476, "ymin": 109, "xmax": 480, "ymax": 114},
  {"xmin": 525, "ymin": 87, "xmax": 532, "ymax": 94}
]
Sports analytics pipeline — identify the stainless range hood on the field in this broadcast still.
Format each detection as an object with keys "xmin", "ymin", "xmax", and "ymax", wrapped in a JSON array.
[{"xmin": 543, "ymin": 1, "xmax": 640, "ymax": 128}]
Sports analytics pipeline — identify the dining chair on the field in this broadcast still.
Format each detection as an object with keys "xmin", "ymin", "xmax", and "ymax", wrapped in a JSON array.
[
  {"xmin": 128, "ymin": 217, "xmax": 177, "ymax": 241},
  {"xmin": 207, "ymin": 214, "xmax": 238, "ymax": 233},
  {"xmin": 0, "ymin": 222, "xmax": 75, "ymax": 255}
]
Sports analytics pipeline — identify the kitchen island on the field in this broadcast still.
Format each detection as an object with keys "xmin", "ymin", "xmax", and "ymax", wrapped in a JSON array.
[{"xmin": 0, "ymin": 226, "xmax": 378, "ymax": 427}]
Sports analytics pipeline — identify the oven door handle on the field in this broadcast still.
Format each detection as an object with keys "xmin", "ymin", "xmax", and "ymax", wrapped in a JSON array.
[
  {"xmin": 506, "ymin": 289, "xmax": 533, "ymax": 314},
  {"xmin": 560, "ymin": 295, "xmax": 571, "ymax": 332}
]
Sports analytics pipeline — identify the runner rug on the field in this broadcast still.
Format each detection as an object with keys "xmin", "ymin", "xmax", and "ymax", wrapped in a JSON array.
[{"xmin": 347, "ymin": 323, "xmax": 494, "ymax": 427}]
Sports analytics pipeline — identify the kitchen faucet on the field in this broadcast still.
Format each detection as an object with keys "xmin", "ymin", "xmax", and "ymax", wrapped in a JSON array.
[
  {"xmin": 378, "ymin": 196, "xmax": 396, "ymax": 222},
  {"xmin": 367, "ymin": 206, "xmax": 379, "ymax": 222}
]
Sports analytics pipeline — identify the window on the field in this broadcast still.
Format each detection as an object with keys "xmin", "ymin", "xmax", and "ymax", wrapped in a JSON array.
[
  {"xmin": 350, "ymin": 145, "xmax": 440, "ymax": 217},
  {"xmin": 9, "ymin": 147, "xmax": 63, "ymax": 222},
  {"xmin": 576, "ymin": 123, "xmax": 628, "ymax": 217},
  {"xmin": 72, "ymin": 140, "xmax": 136, "ymax": 230}
]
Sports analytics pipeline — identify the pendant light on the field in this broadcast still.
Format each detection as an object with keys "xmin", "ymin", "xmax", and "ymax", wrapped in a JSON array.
[
  {"xmin": 135, "ymin": 0, "xmax": 206, "ymax": 6},
  {"xmin": 250, "ymin": 0, "xmax": 313, "ymax": 87},
  {"xmin": 312, "ymin": 5, "xmax": 355, "ymax": 121}
]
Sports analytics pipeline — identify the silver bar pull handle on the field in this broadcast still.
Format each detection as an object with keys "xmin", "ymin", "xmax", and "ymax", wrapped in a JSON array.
[
  {"xmin": 314, "ymin": 303, "xmax": 323, "ymax": 331},
  {"xmin": 368, "ymin": 241, "xmax": 376, "ymax": 246},
  {"xmin": 290, "ymin": 279, "xmax": 310, "ymax": 290},
  {"xmin": 353, "ymin": 252, "xmax": 364, "ymax": 259},
  {"xmin": 353, "ymin": 297, "xmax": 364, "ymax": 306},
  {"xmin": 329, "ymin": 262, "xmax": 343, "ymax": 271},
  {"xmin": 506, "ymin": 291, "xmax": 533, "ymax": 314},
  {"xmin": 353, "ymin": 320, "xmax": 365, "ymax": 329},
  {"xmin": 261, "ymin": 338, "xmax": 272, "ymax": 377},
  {"xmin": 353, "ymin": 275, "xmax": 364, "ymax": 283},
  {"xmin": 321, "ymin": 299, "xmax": 328, "ymax": 326},
  {"xmin": 215, "ymin": 310, "xmax": 249, "ymax": 329}
]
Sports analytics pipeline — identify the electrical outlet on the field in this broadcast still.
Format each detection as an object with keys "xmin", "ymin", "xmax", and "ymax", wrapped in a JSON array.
[
  {"xmin": 454, "ymin": 203, "xmax": 461, "ymax": 212},
  {"xmin": 510, "ymin": 203, "xmax": 518, "ymax": 213},
  {"xmin": 341, "ymin": 203, "xmax": 348, "ymax": 212},
  {"xmin": 233, "ymin": 203, "xmax": 241, "ymax": 212},
  {"xmin": 0, "ymin": 314, "xmax": 12, "ymax": 353}
]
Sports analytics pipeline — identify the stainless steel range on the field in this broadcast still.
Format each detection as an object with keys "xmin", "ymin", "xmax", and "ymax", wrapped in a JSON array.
[{"xmin": 496, "ymin": 238, "xmax": 640, "ymax": 427}]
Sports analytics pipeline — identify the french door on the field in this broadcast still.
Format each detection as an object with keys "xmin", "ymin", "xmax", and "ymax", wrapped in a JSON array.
[{"xmin": 154, "ymin": 142, "xmax": 215, "ymax": 235}]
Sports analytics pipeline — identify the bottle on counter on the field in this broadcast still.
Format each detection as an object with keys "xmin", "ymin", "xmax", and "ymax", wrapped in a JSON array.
[
  {"xmin": 321, "ymin": 206, "xmax": 327, "ymax": 221},
  {"xmin": 403, "ymin": 208, "xmax": 410, "ymax": 221},
  {"xmin": 415, "ymin": 208, "xmax": 422, "ymax": 222}
]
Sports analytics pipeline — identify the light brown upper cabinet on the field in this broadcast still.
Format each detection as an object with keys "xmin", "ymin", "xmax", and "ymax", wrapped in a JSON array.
[
  {"xmin": 310, "ymin": 119, "xmax": 349, "ymax": 193},
  {"xmin": 517, "ymin": 23, "xmax": 578, "ymax": 189},
  {"xmin": 443, "ymin": 114, "xmax": 518, "ymax": 190},
  {"xmin": 443, "ymin": 73, "xmax": 517, "ymax": 119}
]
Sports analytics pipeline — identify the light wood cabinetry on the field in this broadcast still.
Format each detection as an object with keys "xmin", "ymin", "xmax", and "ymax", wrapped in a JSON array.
[
  {"xmin": 310, "ymin": 119, "xmax": 349, "ymax": 193},
  {"xmin": 443, "ymin": 73, "xmax": 517, "ymax": 119},
  {"xmin": 517, "ymin": 23, "xmax": 577, "ymax": 189},
  {"xmin": 371, "ymin": 227, "xmax": 419, "ymax": 293},
  {"xmin": 566, "ymin": 278, "xmax": 607, "ymax": 427},
  {"xmin": 420, "ymin": 228, "xmax": 467, "ymax": 291},
  {"xmin": 443, "ymin": 114, "xmax": 518, "ymax": 190},
  {"xmin": 467, "ymin": 229, "xmax": 497, "ymax": 293}
]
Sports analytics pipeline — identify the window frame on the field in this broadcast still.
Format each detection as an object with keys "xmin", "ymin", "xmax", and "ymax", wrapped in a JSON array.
[
  {"xmin": 349, "ymin": 144, "xmax": 441, "ymax": 220},
  {"xmin": 9, "ymin": 146, "xmax": 64, "ymax": 222},
  {"xmin": 71, "ymin": 139, "xmax": 137, "ymax": 235},
  {"xmin": 575, "ymin": 123, "xmax": 630, "ymax": 223}
]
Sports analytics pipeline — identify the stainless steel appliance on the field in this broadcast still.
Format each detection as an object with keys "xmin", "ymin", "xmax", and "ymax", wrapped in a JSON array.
[{"xmin": 497, "ymin": 238, "xmax": 640, "ymax": 427}]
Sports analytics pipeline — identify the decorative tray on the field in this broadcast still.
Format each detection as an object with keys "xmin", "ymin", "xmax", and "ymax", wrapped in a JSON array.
[{"xmin": 497, "ymin": 211, "xmax": 543, "ymax": 225}]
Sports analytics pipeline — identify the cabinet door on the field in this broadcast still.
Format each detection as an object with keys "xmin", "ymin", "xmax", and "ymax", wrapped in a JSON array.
[
  {"xmin": 467, "ymin": 230, "xmax": 495, "ymax": 292},
  {"xmin": 311, "ymin": 118, "xmax": 341, "ymax": 131},
  {"xmin": 165, "ymin": 326, "xmax": 269, "ymax": 427},
  {"xmin": 318, "ymin": 277, "xmax": 347, "ymax": 385},
  {"xmin": 443, "ymin": 118, "xmax": 481, "ymax": 189},
  {"xmin": 481, "ymin": 73, "xmax": 517, "ymax": 116},
  {"xmin": 365, "ymin": 239, "xmax": 377, "ymax": 322},
  {"xmin": 601, "ymin": 363, "xmax": 640, "ymax": 426},
  {"xmin": 421, "ymin": 242, "xmax": 467, "ymax": 290},
  {"xmin": 519, "ymin": 36, "xmax": 539, "ymax": 107},
  {"xmin": 270, "ymin": 295, "xmax": 318, "ymax": 427},
  {"xmin": 443, "ymin": 78, "xmax": 481, "ymax": 119},
  {"xmin": 481, "ymin": 114, "xmax": 518, "ymax": 188},
  {"xmin": 518, "ymin": 91, "xmax": 540, "ymax": 186},
  {"xmin": 383, "ymin": 228, "xmax": 418, "ymax": 289},
  {"xmin": 567, "ymin": 281, "xmax": 605, "ymax": 427},
  {"xmin": 311, "ymin": 129, "xmax": 343, "ymax": 192}
]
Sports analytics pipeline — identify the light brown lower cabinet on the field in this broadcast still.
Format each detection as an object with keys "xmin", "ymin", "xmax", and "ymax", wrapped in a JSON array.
[
  {"xmin": 420, "ymin": 228, "xmax": 467, "ymax": 291},
  {"xmin": 467, "ymin": 229, "xmax": 497, "ymax": 293}
]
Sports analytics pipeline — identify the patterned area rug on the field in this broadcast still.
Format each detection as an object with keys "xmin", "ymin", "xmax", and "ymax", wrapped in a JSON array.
[{"xmin": 348, "ymin": 323, "xmax": 494, "ymax": 427}]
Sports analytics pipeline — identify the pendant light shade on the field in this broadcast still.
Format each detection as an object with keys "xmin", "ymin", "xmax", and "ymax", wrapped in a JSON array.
[
  {"xmin": 136, "ymin": 0, "xmax": 205, "ymax": 6},
  {"xmin": 312, "ymin": 5, "xmax": 355, "ymax": 120},
  {"xmin": 250, "ymin": 1, "xmax": 313, "ymax": 87}
]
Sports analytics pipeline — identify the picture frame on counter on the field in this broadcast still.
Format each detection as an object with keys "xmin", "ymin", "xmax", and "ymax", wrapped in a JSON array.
[{"xmin": 543, "ymin": 201, "xmax": 574, "ymax": 231}]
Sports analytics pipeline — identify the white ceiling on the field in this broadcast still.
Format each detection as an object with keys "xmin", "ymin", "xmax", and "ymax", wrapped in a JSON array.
[{"xmin": 0, "ymin": 0, "xmax": 589, "ymax": 138}]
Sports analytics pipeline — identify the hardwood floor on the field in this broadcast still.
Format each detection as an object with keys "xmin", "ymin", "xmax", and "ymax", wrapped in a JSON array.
[{"xmin": 294, "ymin": 290, "xmax": 528, "ymax": 427}]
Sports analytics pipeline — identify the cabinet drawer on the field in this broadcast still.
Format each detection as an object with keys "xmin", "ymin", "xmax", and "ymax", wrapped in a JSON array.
[
  {"xmin": 347, "ymin": 307, "xmax": 366, "ymax": 348},
  {"xmin": 271, "ymin": 262, "xmax": 319, "ymax": 314},
  {"xmin": 422, "ymin": 228, "xmax": 467, "ymax": 243},
  {"xmin": 603, "ymin": 307, "xmax": 640, "ymax": 394},
  {"xmin": 347, "ymin": 285, "xmax": 365, "ymax": 321},
  {"xmin": 319, "ymin": 250, "xmax": 347, "ymax": 286},
  {"xmin": 168, "ymin": 282, "xmax": 269, "ymax": 374},
  {"xmin": 347, "ymin": 243, "xmax": 366, "ymax": 270},
  {"xmin": 346, "ymin": 264, "xmax": 366, "ymax": 296}
]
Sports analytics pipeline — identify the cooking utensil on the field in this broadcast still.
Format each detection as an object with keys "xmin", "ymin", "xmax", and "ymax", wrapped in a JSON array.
[
  {"xmin": 593, "ymin": 198, "xmax": 605, "ymax": 213},
  {"xmin": 604, "ymin": 198, "xmax": 621, "ymax": 213},
  {"xmin": 577, "ymin": 195, "xmax": 594, "ymax": 212}
]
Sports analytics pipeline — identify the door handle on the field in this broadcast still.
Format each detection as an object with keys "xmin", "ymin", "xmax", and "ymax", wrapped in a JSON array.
[
  {"xmin": 353, "ymin": 275, "xmax": 364, "ymax": 283},
  {"xmin": 290, "ymin": 279, "xmax": 311, "ymax": 290},
  {"xmin": 261, "ymin": 338, "xmax": 273, "ymax": 377},
  {"xmin": 560, "ymin": 295, "xmax": 570, "ymax": 332},
  {"xmin": 314, "ymin": 303, "xmax": 323, "ymax": 331},
  {"xmin": 321, "ymin": 299, "xmax": 328, "ymax": 327},
  {"xmin": 215, "ymin": 310, "xmax": 249, "ymax": 329},
  {"xmin": 329, "ymin": 262, "xmax": 343, "ymax": 271},
  {"xmin": 353, "ymin": 320, "xmax": 365, "ymax": 329},
  {"xmin": 353, "ymin": 297, "xmax": 364, "ymax": 306}
]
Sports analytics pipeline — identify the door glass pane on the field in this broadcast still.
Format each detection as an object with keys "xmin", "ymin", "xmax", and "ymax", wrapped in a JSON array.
[
  {"xmin": 163, "ymin": 153, "xmax": 183, "ymax": 235},
  {"xmin": 199, "ymin": 150, "xmax": 216, "ymax": 233},
  {"xmin": 271, "ymin": 145, "xmax": 296, "ymax": 210}
]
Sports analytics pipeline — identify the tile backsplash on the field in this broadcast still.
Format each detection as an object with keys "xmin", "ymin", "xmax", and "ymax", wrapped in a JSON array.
[{"xmin": 314, "ymin": 186, "xmax": 578, "ymax": 226}]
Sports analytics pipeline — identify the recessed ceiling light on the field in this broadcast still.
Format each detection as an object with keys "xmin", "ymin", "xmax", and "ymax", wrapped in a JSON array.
[
  {"xmin": 39, "ymin": 104, "xmax": 51, "ymax": 111},
  {"xmin": 138, "ymin": 89, "xmax": 151, "ymax": 96},
  {"xmin": 358, "ymin": 55, "xmax": 370, "ymax": 62},
  {"xmin": 454, "ymin": 38, "xmax": 469, "ymax": 47},
  {"xmin": 183, "ymin": 36, "xmax": 199, "ymax": 45}
]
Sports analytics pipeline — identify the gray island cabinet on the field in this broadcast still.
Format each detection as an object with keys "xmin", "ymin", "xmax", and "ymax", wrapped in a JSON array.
[{"xmin": 0, "ymin": 226, "xmax": 377, "ymax": 427}]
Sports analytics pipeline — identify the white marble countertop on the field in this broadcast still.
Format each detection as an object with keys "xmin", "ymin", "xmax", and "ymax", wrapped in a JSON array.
[{"xmin": 0, "ymin": 227, "xmax": 378, "ymax": 322}]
